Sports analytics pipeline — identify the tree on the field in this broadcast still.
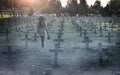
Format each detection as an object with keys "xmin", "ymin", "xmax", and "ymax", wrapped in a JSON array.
[
  {"xmin": 103, "ymin": 0, "xmax": 120, "ymax": 16},
  {"xmin": 78, "ymin": 0, "xmax": 89, "ymax": 15},
  {"xmin": 42, "ymin": 0, "xmax": 62, "ymax": 13},
  {"xmin": 0, "ymin": 0, "xmax": 11, "ymax": 9},
  {"xmin": 102, "ymin": 4, "xmax": 110, "ymax": 16},
  {"xmin": 108, "ymin": 0, "xmax": 120, "ymax": 16},
  {"xmin": 66, "ymin": 0, "xmax": 78, "ymax": 16},
  {"xmin": 92, "ymin": 0, "xmax": 103, "ymax": 14}
]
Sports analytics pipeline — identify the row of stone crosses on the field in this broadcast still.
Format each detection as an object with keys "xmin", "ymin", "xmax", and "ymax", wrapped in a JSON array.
[{"xmin": 0, "ymin": 17, "xmax": 119, "ymax": 69}]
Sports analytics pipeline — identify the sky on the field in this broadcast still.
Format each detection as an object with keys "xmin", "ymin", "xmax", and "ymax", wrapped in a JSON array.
[{"xmin": 60, "ymin": 0, "xmax": 110, "ymax": 7}]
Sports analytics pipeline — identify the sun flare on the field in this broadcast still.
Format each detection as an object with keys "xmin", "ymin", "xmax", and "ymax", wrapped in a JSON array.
[{"xmin": 17, "ymin": 0, "xmax": 35, "ymax": 6}]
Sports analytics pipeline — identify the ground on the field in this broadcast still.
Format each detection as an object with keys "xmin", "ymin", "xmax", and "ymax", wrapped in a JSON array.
[{"xmin": 0, "ymin": 15, "xmax": 120, "ymax": 75}]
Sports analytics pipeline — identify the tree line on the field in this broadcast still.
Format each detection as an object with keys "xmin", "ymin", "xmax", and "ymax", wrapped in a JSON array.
[
  {"xmin": 0, "ymin": 0, "xmax": 120, "ymax": 16},
  {"xmin": 38, "ymin": 0, "xmax": 120, "ymax": 16}
]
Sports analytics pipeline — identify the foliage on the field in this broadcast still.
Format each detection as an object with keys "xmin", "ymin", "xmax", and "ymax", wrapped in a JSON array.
[
  {"xmin": 78, "ymin": 0, "xmax": 89, "ymax": 16},
  {"xmin": 89, "ymin": 0, "xmax": 103, "ymax": 14},
  {"xmin": 108, "ymin": 0, "xmax": 120, "ymax": 16},
  {"xmin": 41, "ymin": 0, "xmax": 62, "ymax": 13},
  {"xmin": 0, "ymin": 0, "xmax": 120, "ymax": 16},
  {"xmin": 65, "ymin": 0, "xmax": 78, "ymax": 16}
]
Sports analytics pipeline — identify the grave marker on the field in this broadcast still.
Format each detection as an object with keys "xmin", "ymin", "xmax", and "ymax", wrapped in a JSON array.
[
  {"xmin": 58, "ymin": 29, "xmax": 64, "ymax": 36},
  {"xmin": 54, "ymin": 34, "xmax": 64, "ymax": 42},
  {"xmin": 16, "ymin": 27, "xmax": 22, "ymax": 37},
  {"xmin": 60, "ymin": 20, "xmax": 64, "ymax": 31},
  {"xmin": 1, "ymin": 46, "xmax": 16, "ymax": 68},
  {"xmin": 106, "ymin": 32, "xmax": 113, "ymax": 43},
  {"xmin": 25, "ymin": 34, "xmax": 28, "ymax": 47},
  {"xmin": 93, "ymin": 25, "xmax": 97, "ymax": 34},
  {"xmin": 97, "ymin": 43, "xmax": 108, "ymax": 66},
  {"xmin": 54, "ymin": 29, "xmax": 64, "ymax": 42},
  {"xmin": 33, "ymin": 33, "xmax": 38, "ymax": 42},
  {"xmin": 110, "ymin": 24, "xmax": 115, "ymax": 33},
  {"xmin": 98, "ymin": 43, "xmax": 104, "ymax": 65},
  {"xmin": 79, "ymin": 26, "xmax": 82, "ymax": 37},
  {"xmin": 22, "ymin": 34, "xmax": 33, "ymax": 47},
  {"xmin": 55, "ymin": 37, "xmax": 61, "ymax": 48},
  {"xmin": 103, "ymin": 23, "xmax": 107, "ymax": 31},
  {"xmin": 30, "ymin": 33, "xmax": 40, "ymax": 42},
  {"xmin": 84, "ymin": 36, "xmax": 92, "ymax": 49},
  {"xmin": 4, "ymin": 28, "xmax": 11, "ymax": 41},
  {"xmin": 49, "ymin": 44, "xmax": 63, "ymax": 67},
  {"xmin": 83, "ymin": 30, "xmax": 88, "ymax": 41},
  {"xmin": 100, "ymin": 27, "xmax": 103, "ymax": 37}
]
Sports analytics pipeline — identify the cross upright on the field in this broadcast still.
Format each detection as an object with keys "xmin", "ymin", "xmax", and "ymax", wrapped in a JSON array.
[
  {"xmin": 25, "ymin": 34, "xmax": 28, "ymax": 47},
  {"xmin": 16, "ymin": 27, "xmax": 22, "ymax": 37},
  {"xmin": 33, "ymin": 33, "xmax": 38, "ymax": 42},
  {"xmin": 103, "ymin": 23, "xmax": 107, "ymax": 31},
  {"xmin": 21, "ymin": 34, "xmax": 30, "ymax": 47},
  {"xmin": 76, "ymin": 25, "xmax": 80, "ymax": 32},
  {"xmin": 79, "ymin": 26, "xmax": 82, "ymax": 37},
  {"xmin": 54, "ymin": 29, "xmax": 64, "ymax": 42},
  {"xmin": 98, "ymin": 43, "xmax": 102, "ymax": 52},
  {"xmin": 83, "ymin": 30, "xmax": 88, "ymax": 41},
  {"xmin": 110, "ymin": 24, "xmax": 115, "ymax": 33},
  {"xmin": 55, "ymin": 34, "xmax": 64, "ymax": 41},
  {"xmin": 58, "ymin": 29, "xmax": 64, "ymax": 36},
  {"xmin": 26, "ymin": 23, "xmax": 30, "ymax": 33},
  {"xmin": 100, "ymin": 26, "xmax": 103, "ymax": 37},
  {"xmin": 4, "ymin": 28, "xmax": 11, "ymax": 41},
  {"xmin": 106, "ymin": 32, "xmax": 113, "ymax": 43},
  {"xmin": 49, "ymin": 44, "xmax": 63, "ymax": 67},
  {"xmin": 56, "ymin": 38, "xmax": 61, "ymax": 48},
  {"xmin": 93, "ymin": 25, "xmax": 97, "ymax": 34},
  {"xmin": 97, "ymin": 43, "xmax": 106, "ymax": 66},
  {"xmin": 60, "ymin": 20, "xmax": 64, "ymax": 31},
  {"xmin": 54, "ymin": 36, "xmax": 61, "ymax": 48},
  {"xmin": 1, "ymin": 46, "xmax": 16, "ymax": 68},
  {"xmin": 84, "ymin": 36, "xmax": 92, "ymax": 49},
  {"xmin": 16, "ymin": 27, "xmax": 21, "ymax": 32}
]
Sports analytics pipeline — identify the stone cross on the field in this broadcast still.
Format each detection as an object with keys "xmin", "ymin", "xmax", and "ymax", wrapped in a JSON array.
[
  {"xmin": 79, "ymin": 26, "xmax": 82, "ymax": 37},
  {"xmin": 110, "ymin": 24, "xmax": 115, "ymax": 33},
  {"xmin": 106, "ymin": 32, "xmax": 113, "ymax": 43},
  {"xmin": 1, "ymin": 46, "xmax": 16, "ymax": 68},
  {"xmin": 60, "ymin": 20, "xmax": 64, "ymax": 31},
  {"xmin": 26, "ymin": 24, "xmax": 30, "ymax": 33},
  {"xmin": 83, "ymin": 30, "xmax": 88, "ymax": 41},
  {"xmin": 16, "ymin": 27, "xmax": 22, "ymax": 37},
  {"xmin": 100, "ymin": 27, "xmax": 103, "ymax": 37},
  {"xmin": 93, "ymin": 25, "xmax": 97, "ymax": 34},
  {"xmin": 21, "ymin": 34, "xmax": 31, "ymax": 47},
  {"xmin": 54, "ymin": 29, "xmax": 64, "ymax": 42},
  {"xmin": 4, "ymin": 28, "xmax": 11, "ymax": 41},
  {"xmin": 58, "ymin": 29, "xmax": 64, "ymax": 37},
  {"xmin": 103, "ymin": 23, "xmax": 107, "ymax": 31},
  {"xmin": 25, "ymin": 34, "xmax": 28, "ymax": 47},
  {"xmin": 98, "ymin": 43, "xmax": 102, "ymax": 52},
  {"xmin": 49, "ymin": 44, "xmax": 63, "ymax": 67},
  {"xmin": 33, "ymin": 33, "xmax": 38, "ymax": 42},
  {"xmin": 54, "ymin": 34, "xmax": 64, "ymax": 42},
  {"xmin": 54, "ymin": 37, "xmax": 61, "ymax": 48},
  {"xmin": 97, "ymin": 43, "xmax": 106, "ymax": 66},
  {"xmin": 82, "ymin": 36, "xmax": 92, "ymax": 49}
]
